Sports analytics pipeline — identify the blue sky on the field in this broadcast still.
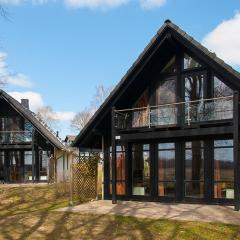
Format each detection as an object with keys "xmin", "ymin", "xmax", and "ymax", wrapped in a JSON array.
[{"xmin": 0, "ymin": 0, "xmax": 240, "ymax": 138}]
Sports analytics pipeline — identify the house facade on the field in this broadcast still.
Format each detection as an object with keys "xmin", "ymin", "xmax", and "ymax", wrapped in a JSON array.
[
  {"xmin": 0, "ymin": 90, "xmax": 67, "ymax": 183},
  {"xmin": 73, "ymin": 20, "xmax": 240, "ymax": 210}
]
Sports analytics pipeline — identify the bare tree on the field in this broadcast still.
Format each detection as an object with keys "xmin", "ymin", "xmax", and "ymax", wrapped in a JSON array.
[
  {"xmin": 71, "ymin": 84, "xmax": 113, "ymax": 131},
  {"xmin": 36, "ymin": 106, "xmax": 58, "ymax": 129},
  {"xmin": 91, "ymin": 84, "xmax": 113, "ymax": 111},
  {"xmin": 71, "ymin": 108, "xmax": 93, "ymax": 131}
]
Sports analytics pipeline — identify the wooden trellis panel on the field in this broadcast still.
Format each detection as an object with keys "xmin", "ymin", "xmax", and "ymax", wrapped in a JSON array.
[{"xmin": 71, "ymin": 154, "xmax": 99, "ymax": 201}]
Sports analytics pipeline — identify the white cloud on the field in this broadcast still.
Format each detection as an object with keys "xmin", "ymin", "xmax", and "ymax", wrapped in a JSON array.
[
  {"xmin": 0, "ymin": 0, "xmax": 167, "ymax": 9},
  {"xmin": 0, "ymin": 52, "xmax": 32, "ymax": 88},
  {"xmin": 202, "ymin": 12, "xmax": 240, "ymax": 66},
  {"xmin": 64, "ymin": 0, "xmax": 128, "ymax": 9},
  {"xmin": 0, "ymin": 0, "xmax": 49, "ymax": 5},
  {"xmin": 139, "ymin": 0, "xmax": 166, "ymax": 10},
  {"xmin": 7, "ymin": 91, "xmax": 76, "ymax": 123},
  {"xmin": 55, "ymin": 111, "xmax": 75, "ymax": 121},
  {"xmin": 8, "ymin": 91, "xmax": 44, "ymax": 111}
]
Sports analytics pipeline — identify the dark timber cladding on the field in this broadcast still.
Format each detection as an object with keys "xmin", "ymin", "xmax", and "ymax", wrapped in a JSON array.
[{"xmin": 73, "ymin": 19, "xmax": 240, "ymax": 210}]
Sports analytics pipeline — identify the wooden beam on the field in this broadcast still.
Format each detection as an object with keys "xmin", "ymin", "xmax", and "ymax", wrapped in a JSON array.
[
  {"xmin": 118, "ymin": 126, "xmax": 233, "ymax": 142},
  {"xmin": 0, "ymin": 145, "xmax": 32, "ymax": 150},
  {"xmin": 233, "ymin": 91, "xmax": 240, "ymax": 211},
  {"xmin": 111, "ymin": 107, "xmax": 117, "ymax": 204}
]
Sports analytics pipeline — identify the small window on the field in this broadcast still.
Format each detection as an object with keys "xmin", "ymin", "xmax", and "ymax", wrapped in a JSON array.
[
  {"xmin": 161, "ymin": 56, "xmax": 177, "ymax": 74},
  {"xmin": 214, "ymin": 76, "xmax": 233, "ymax": 97},
  {"xmin": 183, "ymin": 53, "xmax": 202, "ymax": 70}
]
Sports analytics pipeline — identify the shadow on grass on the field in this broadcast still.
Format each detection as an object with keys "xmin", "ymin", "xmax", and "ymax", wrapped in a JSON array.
[{"xmin": 0, "ymin": 185, "xmax": 240, "ymax": 240}]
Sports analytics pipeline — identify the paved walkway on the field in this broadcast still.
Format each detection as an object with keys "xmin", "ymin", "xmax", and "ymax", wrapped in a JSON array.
[{"xmin": 58, "ymin": 200, "xmax": 240, "ymax": 225}]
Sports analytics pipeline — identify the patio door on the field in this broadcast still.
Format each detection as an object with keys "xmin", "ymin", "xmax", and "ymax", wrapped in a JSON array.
[
  {"xmin": 9, "ymin": 151, "xmax": 22, "ymax": 182},
  {"xmin": 131, "ymin": 143, "xmax": 152, "ymax": 198},
  {"xmin": 0, "ymin": 151, "xmax": 5, "ymax": 182},
  {"xmin": 184, "ymin": 141, "xmax": 205, "ymax": 199}
]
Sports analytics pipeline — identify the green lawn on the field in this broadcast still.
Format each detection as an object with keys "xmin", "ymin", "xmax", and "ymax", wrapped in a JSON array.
[{"xmin": 0, "ymin": 184, "xmax": 239, "ymax": 240}]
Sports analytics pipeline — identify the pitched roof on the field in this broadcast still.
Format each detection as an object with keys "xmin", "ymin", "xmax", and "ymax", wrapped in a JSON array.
[
  {"xmin": 73, "ymin": 19, "xmax": 240, "ymax": 147},
  {"xmin": 0, "ymin": 90, "xmax": 66, "ymax": 150}
]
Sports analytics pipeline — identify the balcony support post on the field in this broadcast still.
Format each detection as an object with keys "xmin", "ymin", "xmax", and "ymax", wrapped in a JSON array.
[
  {"xmin": 111, "ymin": 107, "xmax": 117, "ymax": 204},
  {"xmin": 233, "ymin": 91, "xmax": 240, "ymax": 211},
  {"xmin": 32, "ymin": 129, "xmax": 36, "ymax": 183}
]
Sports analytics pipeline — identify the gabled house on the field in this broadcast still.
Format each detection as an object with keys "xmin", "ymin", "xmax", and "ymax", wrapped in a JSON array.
[
  {"xmin": 72, "ymin": 20, "xmax": 240, "ymax": 210},
  {"xmin": 0, "ymin": 89, "xmax": 67, "ymax": 183}
]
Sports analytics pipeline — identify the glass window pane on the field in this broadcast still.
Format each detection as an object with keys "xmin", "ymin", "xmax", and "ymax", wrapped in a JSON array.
[
  {"xmin": 185, "ymin": 74, "xmax": 204, "ymax": 102},
  {"xmin": 158, "ymin": 150, "xmax": 175, "ymax": 181},
  {"xmin": 214, "ymin": 182, "xmax": 234, "ymax": 199},
  {"xmin": 110, "ymin": 182, "xmax": 126, "ymax": 195},
  {"xmin": 214, "ymin": 76, "xmax": 233, "ymax": 97},
  {"xmin": 24, "ymin": 151, "xmax": 32, "ymax": 181},
  {"xmin": 0, "ymin": 151, "xmax": 5, "ymax": 181},
  {"xmin": 158, "ymin": 143, "xmax": 175, "ymax": 149},
  {"xmin": 183, "ymin": 53, "xmax": 202, "ymax": 70},
  {"xmin": 109, "ymin": 145, "xmax": 126, "ymax": 196},
  {"xmin": 156, "ymin": 77, "xmax": 176, "ymax": 105},
  {"xmin": 185, "ymin": 182, "xmax": 204, "ymax": 198},
  {"xmin": 132, "ymin": 144, "xmax": 150, "ymax": 196},
  {"xmin": 185, "ymin": 141, "xmax": 204, "ymax": 181},
  {"xmin": 214, "ymin": 148, "xmax": 233, "ymax": 182},
  {"xmin": 158, "ymin": 182, "xmax": 175, "ymax": 197},
  {"xmin": 116, "ymin": 152, "xmax": 126, "ymax": 181},
  {"xmin": 214, "ymin": 140, "xmax": 233, "ymax": 148}
]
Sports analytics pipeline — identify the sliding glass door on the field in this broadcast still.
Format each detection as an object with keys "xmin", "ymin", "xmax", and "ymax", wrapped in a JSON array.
[
  {"xmin": 132, "ymin": 144, "xmax": 150, "ymax": 196},
  {"xmin": 158, "ymin": 143, "xmax": 175, "ymax": 197},
  {"xmin": 184, "ymin": 141, "xmax": 204, "ymax": 198},
  {"xmin": 0, "ymin": 151, "xmax": 5, "ymax": 182},
  {"xmin": 9, "ymin": 151, "xmax": 21, "ymax": 182}
]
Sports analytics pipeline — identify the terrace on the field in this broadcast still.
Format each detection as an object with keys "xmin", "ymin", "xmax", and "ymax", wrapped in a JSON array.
[{"xmin": 114, "ymin": 96, "xmax": 233, "ymax": 130}]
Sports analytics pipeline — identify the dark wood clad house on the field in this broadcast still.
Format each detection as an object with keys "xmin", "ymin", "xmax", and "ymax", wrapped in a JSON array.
[
  {"xmin": 73, "ymin": 20, "xmax": 240, "ymax": 210},
  {"xmin": 0, "ymin": 90, "xmax": 66, "ymax": 183}
]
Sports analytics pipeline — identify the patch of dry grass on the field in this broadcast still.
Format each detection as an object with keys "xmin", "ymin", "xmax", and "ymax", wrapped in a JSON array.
[{"xmin": 0, "ymin": 185, "xmax": 240, "ymax": 240}]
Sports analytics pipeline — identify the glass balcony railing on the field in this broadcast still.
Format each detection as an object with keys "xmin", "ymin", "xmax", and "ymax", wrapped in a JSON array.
[
  {"xmin": 114, "ymin": 96, "xmax": 233, "ymax": 130},
  {"xmin": 0, "ymin": 131, "xmax": 32, "ymax": 144}
]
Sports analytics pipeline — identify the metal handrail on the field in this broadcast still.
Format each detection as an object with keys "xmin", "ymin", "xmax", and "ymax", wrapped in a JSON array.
[
  {"xmin": 114, "ymin": 95, "xmax": 233, "ymax": 129},
  {"xmin": 115, "ymin": 95, "xmax": 233, "ymax": 113},
  {"xmin": 0, "ymin": 131, "xmax": 32, "ymax": 133}
]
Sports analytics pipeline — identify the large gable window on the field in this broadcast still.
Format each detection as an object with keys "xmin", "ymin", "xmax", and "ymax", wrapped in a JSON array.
[
  {"xmin": 183, "ymin": 53, "xmax": 202, "ymax": 70},
  {"xmin": 152, "ymin": 77, "xmax": 177, "ymax": 126}
]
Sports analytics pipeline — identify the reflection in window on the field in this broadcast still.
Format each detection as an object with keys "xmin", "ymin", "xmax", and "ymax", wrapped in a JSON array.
[
  {"xmin": 40, "ymin": 151, "xmax": 49, "ymax": 181},
  {"xmin": 183, "ymin": 53, "xmax": 202, "ymax": 70},
  {"xmin": 109, "ymin": 145, "xmax": 126, "ymax": 195},
  {"xmin": 161, "ymin": 56, "xmax": 177, "ymax": 74},
  {"xmin": 185, "ymin": 74, "xmax": 204, "ymax": 102},
  {"xmin": 214, "ymin": 76, "xmax": 233, "ymax": 98},
  {"xmin": 210, "ymin": 76, "xmax": 233, "ymax": 121},
  {"xmin": 185, "ymin": 141, "xmax": 204, "ymax": 198},
  {"xmin": 185, "ymin": 73, "xmax": 205, "ymax": 123},
  {"xmin": 24, "ymin": 151, "xmax": 32, "ymax": 181},
  {"xmin": 132, "ymin": 144, "xmax": 150, "ymax": 196},
  {"xmin": 158, "ymin": 143, "xmax": 175, "ymax": 197},
  {"xmin": 152, "ymin": 77, "xmax": 177, "ymax": 126},
  {"xmin": 214, "ymin": 140, "xmax": 234, "ymax": 199},
  {"xmin": 9, "ymin": 151, "xmax": 21, "ymax": 182},
  {"xmin": 0, "ymin": 151, "xmax": 4, "ymax": 181},
  {"xmin": 132, "ymin": 90, "xmax": 149, "ymax": 128}
]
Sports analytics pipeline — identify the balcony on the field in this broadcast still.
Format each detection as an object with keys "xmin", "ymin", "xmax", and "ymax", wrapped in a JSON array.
[
  {"xmin": 114, "ymin": 96, "xmax": 233, "ymax": 130},
  {"xmin": 0, "ymin": 131, "xmax": 32, "ymax": 144}
]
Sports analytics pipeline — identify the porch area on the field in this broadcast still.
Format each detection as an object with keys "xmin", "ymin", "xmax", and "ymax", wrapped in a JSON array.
[{"xmin": 58, "ymin": 200, "xmax": 240, "ymax": 226}]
